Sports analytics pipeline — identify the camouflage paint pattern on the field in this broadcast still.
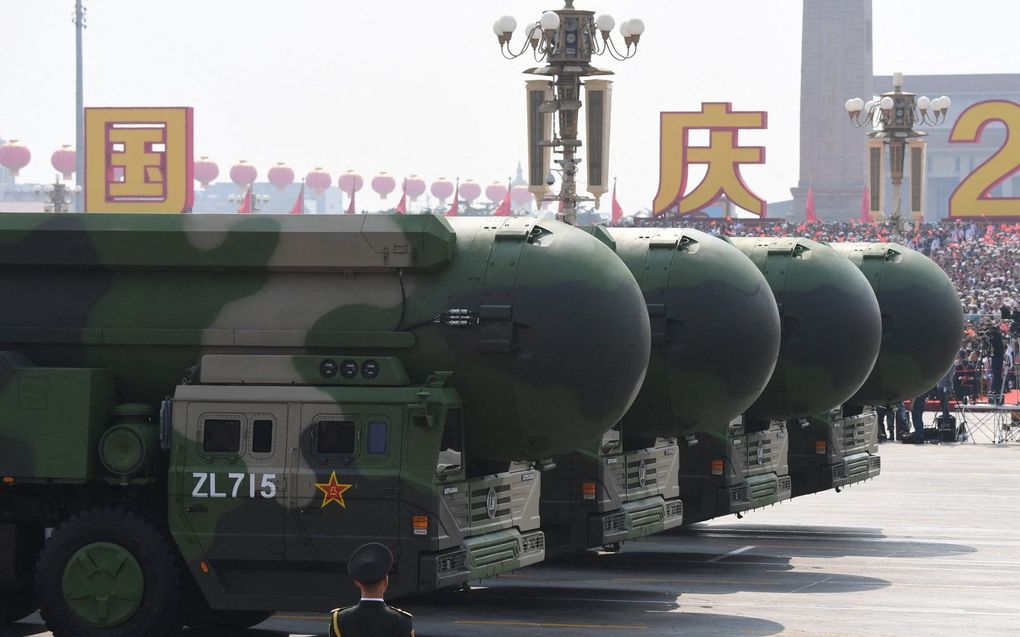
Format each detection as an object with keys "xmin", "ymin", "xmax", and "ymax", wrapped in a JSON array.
[
  {"xmin": 0, "ymin": 213, "xmax": 651, "ymax": 464},
  {"xmin": 597, "ymin": 227, "xmax": 782, "ymax": 440},
  {"xmin": 831, "ymin": 242, "xmax": 963, "ymax": 405},
  {"xmin": 729, "ymin": 237, "xmax": 882, "ymax": 421}
]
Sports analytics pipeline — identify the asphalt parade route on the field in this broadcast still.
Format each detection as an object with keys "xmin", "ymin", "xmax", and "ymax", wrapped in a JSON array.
[{"xmin": 8, "ymin": 440, "xmax": 1020, "ymax": 637}]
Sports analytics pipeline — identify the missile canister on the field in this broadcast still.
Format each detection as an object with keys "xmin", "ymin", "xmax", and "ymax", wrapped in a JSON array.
[
  {"xmin": 600, "ymin": 227, "xmax": 782, "ymax": 438},
  {"xmin": 831, "ymin": 242, "xmax": 963, "ymax": 405},
  {"xmin": 0, "ymin": 213, "xmax": 651, "ymax": 463},
  {"xmin": 728, "ymin": 237, "xmax": 882, "ymax": 420}
]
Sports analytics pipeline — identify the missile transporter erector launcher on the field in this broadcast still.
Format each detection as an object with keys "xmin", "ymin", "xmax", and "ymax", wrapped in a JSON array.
[
  {"xmin": 0, "ymin": 213, "xmax": 651, "ymax": 636},
  {"xmin": 693, "ymin": 237, "xmax": 884, "ymax": 524},
  {"xmin": 788, "ymin": 242, "xmax": 963, "ymax": 497},
  {"xmin": 541, "ymin": 227, "xmax": 781, "ymax": 554}
]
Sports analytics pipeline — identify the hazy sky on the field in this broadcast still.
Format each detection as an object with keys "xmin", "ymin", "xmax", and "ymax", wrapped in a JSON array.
[{"xmin": 3, "ymin": 0, "xmax": 1018, "ymax": 212}]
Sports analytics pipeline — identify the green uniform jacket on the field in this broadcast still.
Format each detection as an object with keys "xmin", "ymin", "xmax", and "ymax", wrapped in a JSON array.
[{"xmin": 329, "ymin": 600, "xmax": 414, "ymax": 637}]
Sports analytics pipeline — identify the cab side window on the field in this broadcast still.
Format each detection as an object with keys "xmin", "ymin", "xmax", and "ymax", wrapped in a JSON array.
[
  {"xmin": 316, "ymin": 420, "xmax": 356, "ymax": 455},
  {"xmin": 203, "ymin": 418, "xmax": 241, "ymax": 453},
  {"xmin": 367, "ymin": 420, "xmax": 388, "ymax": 455},
  {"xmin": 252, "ymin": 419, "xmax": 274, "ymax": 454}
]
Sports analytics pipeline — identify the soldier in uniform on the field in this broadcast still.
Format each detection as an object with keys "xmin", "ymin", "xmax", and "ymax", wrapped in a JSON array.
[{"xmin": 328, "ymin": 542, "xmax": 415, "ymax": 637}]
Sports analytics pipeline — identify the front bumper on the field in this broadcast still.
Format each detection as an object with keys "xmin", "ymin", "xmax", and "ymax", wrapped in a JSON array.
[
  {"xmin": 421, "ymin": 527, "xmax": 545, "ymax": 590},
  {"xmin": 591, "ymin": 495, "xmax": 683, "ymax": 546},
  {"xmin": 718, "ymin": 472, "xmax": 792, "ymax": 515}
]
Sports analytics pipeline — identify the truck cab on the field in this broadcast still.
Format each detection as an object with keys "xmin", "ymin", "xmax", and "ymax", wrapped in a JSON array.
[
  {"xmin": 787, "ymin": 405, "xmax": 881, "ymax": 497},
  {"xmin": 678, "ymin": 416, "xmax": 792, "ymax": 525},
  {"xmin": 541, "ymin": 427, "xmax": 682, "ymax": 557},
  {"xmin": 168, "ymin": 354, "xmax": 544, "ymax": 610}
]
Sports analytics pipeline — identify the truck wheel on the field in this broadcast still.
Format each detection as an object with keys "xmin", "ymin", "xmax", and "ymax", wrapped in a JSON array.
[
  {"xmin": 1, "ymin": 523, "xmax": 44, "ymax": 624},
  {"xmin": 34, "ymin": 509, "xmax": 182, "ymax": 637}
]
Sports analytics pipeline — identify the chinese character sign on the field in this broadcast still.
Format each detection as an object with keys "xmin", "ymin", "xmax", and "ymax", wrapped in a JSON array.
[
  {"xmin": 948, "ymin": 100, "xmax": 1020, "ymax": 219},
  {"xmin": 653, "ymin": 102, "xmax": 767, "ymax": 217},
  {"xmin": 85, "ymin": 107, "xmax": 194, "ymax": 213}
]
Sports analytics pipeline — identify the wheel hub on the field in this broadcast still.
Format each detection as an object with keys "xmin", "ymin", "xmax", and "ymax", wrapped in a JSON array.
[{"xmin": 61, "ymin": 542, "xmax": 144, "ymax": 628}]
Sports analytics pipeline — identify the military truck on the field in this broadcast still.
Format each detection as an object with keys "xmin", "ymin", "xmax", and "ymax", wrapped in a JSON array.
[
  {"xmin": 540, "ymin": 227, "xmax": 782, "ymax": 553},
  {"xmin": 786, "ymin": 242, "xmax": 962, "ymax": 497},
  {"xmin": 0, "ymin": 213, "xmax": 651, "ymax": 637},
  {"xmin": 682, "ymin": 236, "xmax": 884, "ymax": 524}
]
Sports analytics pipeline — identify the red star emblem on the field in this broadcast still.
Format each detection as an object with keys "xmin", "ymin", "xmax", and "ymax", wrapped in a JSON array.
[{"xmin": 315, "ymin": 471, "xmax": 353, "ymax": 509}]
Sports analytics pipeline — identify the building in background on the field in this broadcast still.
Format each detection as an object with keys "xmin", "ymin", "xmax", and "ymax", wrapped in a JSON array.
[{"xmin": 790, "ymin": 0, "xmax": 874, "ymax": 222}]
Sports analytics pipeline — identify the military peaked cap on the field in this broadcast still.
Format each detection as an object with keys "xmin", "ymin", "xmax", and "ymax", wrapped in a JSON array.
[{"xmin": 348, "ymin": 542, "xmax": 393, "ymax": 583}]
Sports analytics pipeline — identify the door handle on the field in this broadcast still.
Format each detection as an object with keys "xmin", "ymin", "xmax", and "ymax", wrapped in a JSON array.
[
  {"xmin": 299, "ymin": 508, "xmax": 323, "ymax": 516},
  {"xmin": 186, "ymin": 505, "xmax": 208, "ymax": 514}
]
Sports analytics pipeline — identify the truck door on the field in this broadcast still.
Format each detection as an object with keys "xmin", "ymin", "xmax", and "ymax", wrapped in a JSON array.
[
  {"xmin": 174, "ymin": 403, "xmax": 289, "ymax": 568},
  {"xmin": 285, "ymin": 404, "xmax": 402, "ymax": 574}
]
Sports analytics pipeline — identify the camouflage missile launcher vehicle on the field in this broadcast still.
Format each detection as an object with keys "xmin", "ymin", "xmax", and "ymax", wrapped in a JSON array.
[
  {"xmin": 681, "ymin": 236, "xmax": 883, "ymax": 524},
  {"xmin": 0, "ymin": 213, "xmax": 651, "ymax": 636},
  {"xmin": 787, "ymin": 242, "xmax": 962, "ymax": 497},
  {"xmin": 540, "ymin": 227, "xmax": 780, "ymax": 554}
]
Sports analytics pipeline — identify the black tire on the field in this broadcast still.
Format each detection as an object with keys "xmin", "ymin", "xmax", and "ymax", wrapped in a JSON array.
[
  {"xmin": 1, "ymin": 523, "xmax": 44, "ymax": 624},
  {"xmin": 34, "ymin": 508, "xmax": 183, "ymax": 637}
]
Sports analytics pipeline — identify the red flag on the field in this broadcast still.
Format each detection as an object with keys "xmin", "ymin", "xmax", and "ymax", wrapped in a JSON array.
[
  {"xmin": 805, "ymin": 186, "xmax": 818, "ymax": 223},
  {"xmin": 611, "ymin": 180, "xmax": 624, "ymax": 224},
  {"xmin": 861, "ymin": 188, "xmax": 872, "ymax": 223},
  {"xmin": 238, "ymin": 186, "xmax": 253, "ymax": 214},
  {"xmin": 494, "ymin": 182, "xmax": 511, "ymax": 217},
  {"xmin": 395, "ymin": 179, "xmax": 407, "ymax": 214},
  {"xmin": 445, "ymin": 181, "xmax": 459, "ymax": 217},
  {"xmin": 344, "ymin": 188, "xmax": 357, "ymax": 216},
  {"xmin": 290, "ymin": 183, "xmax": 305, "ymax": 214}
]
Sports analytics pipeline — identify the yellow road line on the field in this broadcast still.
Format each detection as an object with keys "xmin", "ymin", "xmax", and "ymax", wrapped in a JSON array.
[{"xmin": 456, "ymin": 620, "xmax": 646, "ymax": 630}]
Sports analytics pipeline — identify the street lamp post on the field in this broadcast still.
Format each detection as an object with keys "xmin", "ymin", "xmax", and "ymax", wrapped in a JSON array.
[
  {"xmin": 73, "ymin": 0, "xmax": 86, "ymax": 213},
  {"xmin": 845, "ymin": 72, "xmax": 950, "ymax": 236},
  {"xmin": 492, "ymin": 2, "xmax": 644, "ymax": 225},
  {"xmin": 36, "ymin": 179, "xmax": 79, "ymax": 214}
]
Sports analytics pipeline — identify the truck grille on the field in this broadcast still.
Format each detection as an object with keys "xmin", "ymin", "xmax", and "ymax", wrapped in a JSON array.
[
  {"xmin": 469, "ymin": 537, "xmax": 520, "ymax": 569},
  {"xmin": 603, "ymin": 512, "xmax": 626, "ymax": 534},
  {"xmin": 745, "ymin": 439, "xmax": 775, "ymax": 466},
  {"xmin": 847, "ymin": 456, "xmax": 871, "ymax": 479},
  {"xmin": 832, "ymin": 463, "xmax": 848, "ymax": 480},
  {"xmin": 626, "ymin": 457, "xmax": 658, "ymax": 490},
  {"xmin": 630, "ymin": 505, "xmax": 664, "ymax": 529},
  {"xmin": 750, "ymin": 480, "xmax": 777, "ymax": 500},
  {"xmin": 470, "ymin": 484, "xmax": 512, "ymax": 522},
  {"xmin": 521, "ymin": 532, "xmax": 544, "ymax": 555},
  {"xmin": 436, "ymin": 550, "xmax": 467, "ymax": 576},
  {"xmin": 666, "ymin": 500, "xmax": 683, "ymax": 520}
]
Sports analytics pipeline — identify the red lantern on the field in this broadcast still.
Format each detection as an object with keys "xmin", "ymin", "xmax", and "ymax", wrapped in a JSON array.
[
  {"xmin": 230, "ymin": 161, "xmax": 257, "ymax": 188},
  {"xmin": 431, "ymin": 178, "xmax": 454, "ymax": 203},
  {"xmin": 338, "ymin": 171, "xmax": 364, "ymax": 195},
  {"xmin": 404, "ymin": 175, "xmax": 426, "ymax": 200},
  {"xmin": 50, "ymin": 145, "xmax": 76, "ymax": 180},
  {"xmin": 267, "ymin": 162, "xmax": 295, "ymax": 190},
  {"xmin": 511, "ymin": 185, "xmax": 532, "ymax": 207},
  {"xmin": 371, "ymin": 172, "xmax": 397, "ymax": 199},
  {"xmin": 486, "ymin": 182, "xmax": 508, "ymax": 203},
  {"xmin": 459, "ymin": 180, "xmax": 481, "ymax": 203},
  {"xmin": 194, "ymin": 156, "xmax": 219, "ymax": 188},
  {"xmin": 0, "ymin": 140, "xmax": 31, "ymax": 177},
  {"xmin": 305, "ymin": 168, "xmax": 332, "ymax": 194}
]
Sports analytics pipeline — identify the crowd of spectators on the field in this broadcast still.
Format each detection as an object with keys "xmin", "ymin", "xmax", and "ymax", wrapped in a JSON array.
[{"xmin": 615, "ymin": 215, "xmax": 1020, "ymax": 396}]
